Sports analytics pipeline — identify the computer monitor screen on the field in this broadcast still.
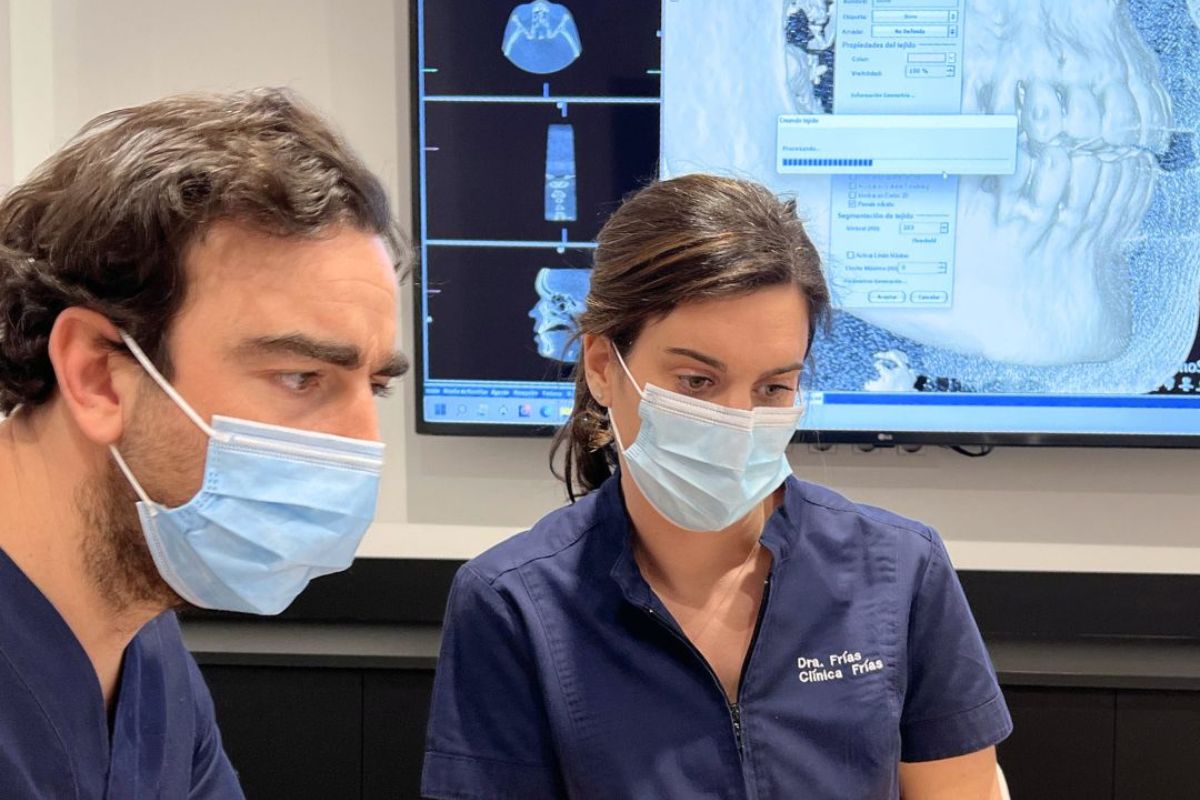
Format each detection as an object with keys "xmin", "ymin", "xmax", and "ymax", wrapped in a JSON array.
[{"xmin": 412, "ymin": 0, "xmax": 1200, "ymax": 446}]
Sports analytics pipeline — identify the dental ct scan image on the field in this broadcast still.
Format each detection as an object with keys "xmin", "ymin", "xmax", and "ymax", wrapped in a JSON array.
[{"xmin": 415, "ymin": 0, "xmax": 1200, "ymax": 441}]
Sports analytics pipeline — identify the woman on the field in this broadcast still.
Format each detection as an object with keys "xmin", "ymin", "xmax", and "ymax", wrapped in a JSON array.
[{"xmin": 422, "ymin": 175, "xmax": 1011, "ymax": 799}]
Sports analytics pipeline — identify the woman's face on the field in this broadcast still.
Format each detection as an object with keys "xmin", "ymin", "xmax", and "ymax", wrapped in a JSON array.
[{"xmin": 584, "ymin": 284, "xmax": 811, "ymax": 447}]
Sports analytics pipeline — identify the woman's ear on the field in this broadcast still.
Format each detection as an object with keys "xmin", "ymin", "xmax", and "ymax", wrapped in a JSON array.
[
  {"xmin": 47, "ymin": 308, "xmax": 135, "ymax": 445},
  {"xmin": 582, "ymin": 334, "xmax": 614, "ymax": 408}
]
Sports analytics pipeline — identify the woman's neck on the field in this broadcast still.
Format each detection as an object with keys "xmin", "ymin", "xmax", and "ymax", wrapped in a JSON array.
[{"xmin": 621, "ymin": 470, "xmax": 783, "ymax": 603}]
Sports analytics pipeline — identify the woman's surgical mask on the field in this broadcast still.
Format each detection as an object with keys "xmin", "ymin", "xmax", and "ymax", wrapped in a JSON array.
[
  {"xmin": 108, "ymin": 330, "xmax": 385, "ymax": 615},
  {"xmin": 608, "ymin": 345, "xmax": 802, "ymax": 532}
]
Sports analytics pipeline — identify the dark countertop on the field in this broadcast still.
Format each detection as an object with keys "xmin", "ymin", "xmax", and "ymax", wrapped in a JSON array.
[
  {"xmin": 182, "ymin": 620, "xmax": 443, "ymax": 670},
  {"xmin": 180, "ymin": 619, "xmax": 1200, "ymax": 691}
]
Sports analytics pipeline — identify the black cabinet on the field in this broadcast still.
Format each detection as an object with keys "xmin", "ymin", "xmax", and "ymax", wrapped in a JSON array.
[
  {"xmin": 363, "ymin": 672, "xmax": 436, "ymax": 800},
  {"xmin": 202, "ymin": 666, "xmax": 364, "ymax": 800},
  {"xmin": 202, "ymin": 665, "xmax": 435, "ymax": 800},
  {"xmin": 999, "ymin": 687, "xmax": 1115, "ymax": 800},
  {"xmin": 190, "ymin": 625, "xmax": 1200, "ymax": 800},
  {"xmin": 1114, "ymin": 691, "xmax": 1200, "ymax": 800}
]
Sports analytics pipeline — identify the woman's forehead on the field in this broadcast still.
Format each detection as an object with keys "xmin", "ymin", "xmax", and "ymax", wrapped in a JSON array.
[{"xmin": 634, "ymin": 286, "xmax": 811, "ymax": 365}]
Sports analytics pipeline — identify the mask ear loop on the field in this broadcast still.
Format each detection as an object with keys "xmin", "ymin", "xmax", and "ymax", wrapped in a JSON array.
[
  {"xmin": 116, "ymin": 330, "xmax": 229, "ymax": 443},
  {"xmin": 108, "ymin": 329, "xmax": 227, "ymax": 517},
  {"xmin": 109, "ymin": 445, "xmax": 160, "ymax": 516},
  {"xmin": 610, "ymin": 342, "xmax": 646, "ymax": 400},
  {"xmin": 606, "ymin": 341, "xmax": 645, "ymax": 454}
]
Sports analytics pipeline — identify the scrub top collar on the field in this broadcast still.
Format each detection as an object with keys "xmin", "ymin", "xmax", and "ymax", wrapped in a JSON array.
[
  {"xmin": 0, "ymin": 546, "xmax": 164, "ymax": 793},
  {"xmin": 604, "ymin": 469, "xmax": 797, "ymax": 611}
]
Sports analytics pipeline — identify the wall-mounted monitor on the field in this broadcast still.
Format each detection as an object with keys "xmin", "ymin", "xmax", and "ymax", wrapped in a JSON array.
[{"xmin": 412, "ymin": 0, "xmax": 1200, "ymax": 446}]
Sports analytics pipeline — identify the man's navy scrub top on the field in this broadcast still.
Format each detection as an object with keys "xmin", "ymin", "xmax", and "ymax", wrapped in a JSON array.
[
  {"xmin": 0, "ymin": 547, "xmax": 244, "ymax": 799},
  {"xmin": 423, "ymin": 474, "xmax": 1013, "ymax": 800}
]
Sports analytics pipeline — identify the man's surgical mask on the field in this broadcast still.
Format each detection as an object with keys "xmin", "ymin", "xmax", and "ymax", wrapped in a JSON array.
[
  {"xmin": 108, "ymin": 331, "xmax": 385, "ymax": 615},
  {"xmin": 609, "ymin": 346, "xmax": 802, "ymax": 532}
]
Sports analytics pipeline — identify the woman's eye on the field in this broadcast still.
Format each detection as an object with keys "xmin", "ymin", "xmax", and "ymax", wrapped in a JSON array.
[
  {"xmin": 278, "ymin": 372, "xmax": 320, "ymax": 393},
  {"xmin": 679, "ymin": 375, "xmax": 713, "ymax": 392}
]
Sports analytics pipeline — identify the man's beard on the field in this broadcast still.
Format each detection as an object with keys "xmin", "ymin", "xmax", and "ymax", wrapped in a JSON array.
[{"xmin": 77, "ymin": 394, "xmax": 201, "ymax": 615}]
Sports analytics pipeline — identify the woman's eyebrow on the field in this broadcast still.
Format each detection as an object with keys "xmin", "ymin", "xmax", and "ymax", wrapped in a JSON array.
[
  {"xmin": 760, "ymin": 362, "xmax": 804, "ymax": 378},
  {"xmin": 664, "ymin": 347, "xmax": 726, "ymax": 371}
]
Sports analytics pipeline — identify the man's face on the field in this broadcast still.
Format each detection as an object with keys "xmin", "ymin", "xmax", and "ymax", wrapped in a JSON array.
[{"xmin": 87, "ymin": 221, "xmax": 401, "ymax": 609}]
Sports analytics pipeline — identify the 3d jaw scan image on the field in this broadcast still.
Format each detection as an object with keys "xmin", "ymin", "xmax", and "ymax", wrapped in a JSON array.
[
  {"xmin": 529, "ymin": 267, "xmax": 590, "ymax": 362},
  {"xmin": 502, "ymin": 1, "xmax": 583, "ymax": 75},
  {"xmin": 662, "ymin": 0, "xmax": 1200, "ymax": 394}
]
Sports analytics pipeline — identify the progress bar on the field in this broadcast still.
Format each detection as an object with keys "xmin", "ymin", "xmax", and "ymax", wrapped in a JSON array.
[
  {"xmin": 425, "ymin": 95, "xmax": 660, "ymax": 105},
  {"xmin": 426, "ymin": 238, "xmax": 598, "ymax": 250}
]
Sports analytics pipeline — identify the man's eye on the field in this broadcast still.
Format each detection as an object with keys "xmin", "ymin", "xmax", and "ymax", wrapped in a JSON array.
[
  {"xmin": 371, "ymin": 381, "xmax": 395, "ymax": 399},
  {"xmin": 278, "ymin": 372, "xmax": 320, "ymax": 393}
]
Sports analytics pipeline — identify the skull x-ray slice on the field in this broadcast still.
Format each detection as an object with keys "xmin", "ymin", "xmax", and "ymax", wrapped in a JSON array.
[
  {"xmin": 502, "ymin": 1, "xmax": 582, "ymax": 75},
  {"xmin": 662, "ymin": 0, "xmax": 1200, "ymax": 393},
  {"xmin": 545, "ymin": 124, "xmax": 578, "ymax": 222},
  {"xmin": 530, "ymin": 268, "xmax": 590, "ymax": 362}
]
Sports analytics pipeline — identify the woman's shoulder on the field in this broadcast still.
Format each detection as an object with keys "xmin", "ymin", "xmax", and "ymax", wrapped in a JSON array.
[
  {"xmin": 461, "ymin": 484, "xmax": 616, "ymax": 589},
  {"xmin": 784, "ymin": 476, "xmax": 939, "ymax": 548}
]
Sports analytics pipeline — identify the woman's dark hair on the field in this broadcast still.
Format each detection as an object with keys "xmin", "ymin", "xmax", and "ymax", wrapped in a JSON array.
[
  {"xmin": 0, "ymin": 87, "xmax": 410, "ymax": 414},
  {"xmin": 550, "ymin": 173, "xmax": 831, "ymax": 500}
]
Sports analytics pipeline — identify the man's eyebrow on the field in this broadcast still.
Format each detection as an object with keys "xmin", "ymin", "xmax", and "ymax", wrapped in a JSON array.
[
  {"xmin": 375, "ymin": 352, "xmax": 410, "ymax": 378},
  {"xmin": 235, "ymin": 334, "xmax": 362, "ymax": 369},
  {"xmin": 237, "ymin": 335, "xmax": 409, "ymax": 377}
]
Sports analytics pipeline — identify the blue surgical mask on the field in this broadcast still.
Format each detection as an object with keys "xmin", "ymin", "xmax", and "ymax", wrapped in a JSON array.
[
  {"xmin": 108, "ymin": 331, "xmax": 385, "ymax": 615},
  {"xmin": 609, "ymin": 347, "xmax": 802, "ymax": 532}
]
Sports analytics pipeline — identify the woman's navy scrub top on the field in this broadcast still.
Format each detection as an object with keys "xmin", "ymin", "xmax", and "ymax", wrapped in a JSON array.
[
  {"xmin": 422, "ymin": 473, "xmax": 1012, "ymax": 800},
  {"xmin": 0, "ymin": 547, "xmax": 244, "ymax": 799}
]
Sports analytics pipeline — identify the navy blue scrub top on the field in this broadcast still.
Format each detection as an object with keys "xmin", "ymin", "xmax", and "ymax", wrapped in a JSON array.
[
  {"xmin": 0, "ymin": 547, "xmax": 244, "ymax": 799},
  {"xmin": 423, "ymin": 474, "xmax": 1012, "ymax": 800}
]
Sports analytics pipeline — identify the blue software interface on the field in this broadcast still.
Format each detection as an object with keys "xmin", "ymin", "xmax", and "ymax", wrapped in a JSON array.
[{"xmin": 416, "ymin": 1, "xmax": 1200, "ymax": 440}]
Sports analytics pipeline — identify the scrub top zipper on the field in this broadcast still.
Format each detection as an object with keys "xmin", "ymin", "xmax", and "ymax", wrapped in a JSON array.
[{"xmin": 641, "ymin": 571, "xmax": 774, "ymax": 765}]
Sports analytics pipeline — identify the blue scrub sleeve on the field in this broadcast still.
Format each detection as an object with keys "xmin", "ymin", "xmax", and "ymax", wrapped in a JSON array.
[
  {"xmin": 899, "ymin": 531, "xmax": 1013, "ymax": 763},
  {"xmin": 422, "ymin": 565, "xmax": 567, "ymax": 800},
  {"xmin": 185, "ymin": 656, "xmax": 246, "ymax": 799}
]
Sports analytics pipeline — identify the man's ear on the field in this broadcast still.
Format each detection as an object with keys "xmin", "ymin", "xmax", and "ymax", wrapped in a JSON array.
[
  {"xmin": 47, "ymin": 308, "xmax": 137, "ymax": 446},
  {"xmin": 581, "ymin": 333, "xmax": 615, "ymax": 408}
]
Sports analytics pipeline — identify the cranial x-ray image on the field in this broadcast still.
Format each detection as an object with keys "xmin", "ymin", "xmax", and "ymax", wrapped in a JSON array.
[
  {"xmin": 545, "ymin": 124, "xmax": 578, "ymax": 221},
  {"xmin": 502, "ymin": 1, "xmax": 583, "ymax": 75},
  {"xmin": 530, "ymin": 267, "xmax": 590, "ymax": 362}
]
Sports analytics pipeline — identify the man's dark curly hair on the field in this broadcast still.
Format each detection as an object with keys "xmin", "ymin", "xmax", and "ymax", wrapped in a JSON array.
[{"xmin": 0, "ymin": 87, "xmax": 410, "ymax": 414}]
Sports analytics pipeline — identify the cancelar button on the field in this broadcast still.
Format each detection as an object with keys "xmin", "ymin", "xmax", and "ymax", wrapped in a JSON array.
[
  {"xmin": 868, "ymin": 291, "xmax": 907, "ymax": 304},
  {"xmin": 911, "ymin": 291, "xmax": 949, "ymax": 303}
]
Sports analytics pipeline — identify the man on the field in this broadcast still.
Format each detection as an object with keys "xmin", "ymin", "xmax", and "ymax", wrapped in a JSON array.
[{"xmin": 0, "ymin": 88, "xmax": 407, "ymax": 797}]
